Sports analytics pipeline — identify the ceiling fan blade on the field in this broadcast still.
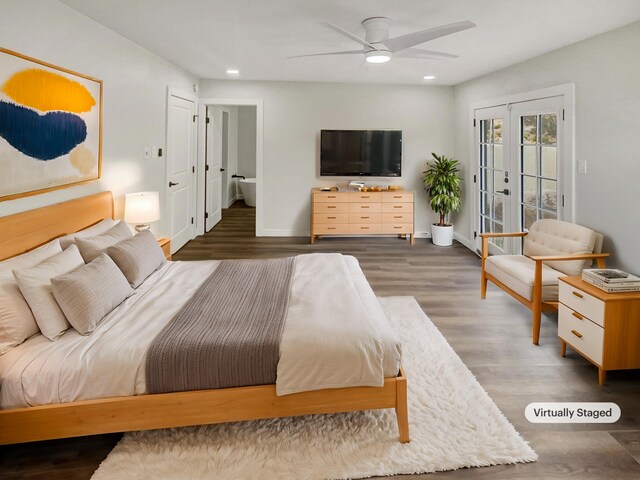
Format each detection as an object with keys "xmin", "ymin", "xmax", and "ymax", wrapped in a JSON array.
[
  {"xmin": 383, "ymin": 20, "xmax": 476, "ymax": 53},
  {"xmin": 394, "ymin": 48, "xmax": 459, "ymax": 59},
  {"xmin": 287, "ymin": 50, "xmax": 362, "ymax": 59},
  {"xmin": 323, "ymin": 22, "xmax": 379, "ymax": 51}
]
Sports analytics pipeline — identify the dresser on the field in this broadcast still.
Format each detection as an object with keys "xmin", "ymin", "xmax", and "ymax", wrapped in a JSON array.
[
  {"xmin": 558, "ymin": 276, "xmax": 640, "ymax": 384},
  {"xmin": 310, "ymin": 188, "xmax": 414, "ymax": 245}
]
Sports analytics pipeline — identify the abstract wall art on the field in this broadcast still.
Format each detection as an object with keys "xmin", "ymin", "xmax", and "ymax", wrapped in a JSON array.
[{"xmin": 0, "ymin": 48, "xmax": 102, "ymax": 201}]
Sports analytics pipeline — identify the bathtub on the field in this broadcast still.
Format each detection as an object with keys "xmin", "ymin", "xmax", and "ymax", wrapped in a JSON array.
[{"xmin": 238, "ymin": 178, "xmax": 256, "ymax": 207}]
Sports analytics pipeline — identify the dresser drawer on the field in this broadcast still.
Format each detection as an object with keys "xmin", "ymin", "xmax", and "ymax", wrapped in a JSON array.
[
  {"xmin": 558, "ymin": 303, "xmax": 604, "ymax": 365},
  {"xmin": 349, "ymin": 192, "xmax": 382, "ymax": 202},
  {"xmin": 349, "ymin": 224, "xmax": 381, "ymax": 234},
  {"xmin": 348, "ymin": 203, "xmax": 382, "ymax": 213},
  {"xmin": 559, "ymin": 281, "xmax": 605, "ymax": 327},
  {"xmin": 381, "ymin": 224, "xmax": 414, "ymax": 234},
  {"xmin": 313, "ymin": 213, "xmax": 348, "ymax": 224},
  {"xmin": 314, "ymin": 203, "xmax": 349, "ymax": 214},
  {"xmin": 348, "ymin": 213, "xmax": 381, "ymax": 224},
  {"xmin": 381, "ymin": 203, "xmax": 414, "ymax": 213},
  {"xmin": 313, "ymin": 193, "xmax": 348, "ymax": 203},
  {"xmin": 315, "ymin": 224, "xmax": 349, "ymax": 234},
  {"xmin": 382, "ymin": 193, "xmax": 413, "ymax": 203},
  {"xmin": 382, "ymin": 213, "xmax": 413, "ymax": 224}
]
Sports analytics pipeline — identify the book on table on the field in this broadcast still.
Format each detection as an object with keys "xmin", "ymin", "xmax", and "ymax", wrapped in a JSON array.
[
  {"xmin": 582, "ymin": 275, "xmax": 640, "ymax": 293},
  {"xmin": 582, "ymin": 269, "xmax": 640, "ymax": 284}
]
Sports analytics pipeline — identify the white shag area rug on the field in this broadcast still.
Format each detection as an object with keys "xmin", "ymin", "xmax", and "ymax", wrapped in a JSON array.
[{"xmin": 92, "ymin": 296, "xmax": 536, "ymax": 480}]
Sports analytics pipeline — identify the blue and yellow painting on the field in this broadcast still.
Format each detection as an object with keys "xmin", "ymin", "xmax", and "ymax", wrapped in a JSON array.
[{"xmin": 0, "ymin": 49, "xmax": 102, "ymax": 199}]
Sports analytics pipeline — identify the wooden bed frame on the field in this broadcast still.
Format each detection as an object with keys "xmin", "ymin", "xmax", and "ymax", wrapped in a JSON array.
[{"xmin": 0, "ymin": 192, "xmax": 410, "ymax": 445}]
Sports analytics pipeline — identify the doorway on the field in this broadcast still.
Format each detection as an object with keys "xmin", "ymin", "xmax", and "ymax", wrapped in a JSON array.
[{"xmin": 472, "ymin": 86, "xmax": 574, "ymax": 255}]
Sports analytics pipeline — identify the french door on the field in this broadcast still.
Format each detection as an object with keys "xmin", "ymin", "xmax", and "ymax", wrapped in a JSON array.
[{"xmin": 474, "ymin": 95, "xmax": 567, "ymax": 255}]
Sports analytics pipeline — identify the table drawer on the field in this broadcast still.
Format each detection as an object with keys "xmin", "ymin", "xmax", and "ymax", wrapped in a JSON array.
[
  {"xmin": 349, "ymin": 192, "xmax": 382, "ymax": 202},
  {"xmin": 559, "ymin": 281, "xmax": 605, "ymax": 327},
  {"xmin": 558, "ymin": 303, "xmax": 604, "ymax": 365},
  {"xmin": 349, "ymin": 224, "xmax": 381, "ymax": 234},
  {"xmin": 382, "ymin": 203, "xmax": 414, "ymax": 213},
  {"xmin": 314, "ymin": 203, "xmax": 349, "ymax": 214},
  {"xmin": 313, "ymin": 213, "xmax": 348, "ymax": 224},
  {"xmin": 381, "ymin": 224, "xmax": 414, "ymax": 234},
  {"xmin": 382, "ymin": 213, "xmax": 413, "ymax": 224},
  {"xmin": 313, "ymin": 193, "xmax": 348, "ymax": 203},
  {"xmin": 315, "ymin": 224, "xmax": 349, "ymax": 234},
  {"xmin": 348, "ymin": 213, "xmax": 381, "ymax": 224},
  {"xmin": 382, "ymin": 193, "xmax": 413, "ymax": 203},
  {"xmin": 348, "ymin": 203, "xmax": 382, "ymax": 213}
]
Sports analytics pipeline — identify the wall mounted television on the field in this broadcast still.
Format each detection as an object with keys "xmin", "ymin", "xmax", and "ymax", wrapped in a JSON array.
[{"xmin": 320, "ymin": 129, "xmax": 402, "ymax": 177}]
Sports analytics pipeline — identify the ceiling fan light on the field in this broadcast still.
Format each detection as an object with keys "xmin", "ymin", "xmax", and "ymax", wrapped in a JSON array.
[
  {"xmin": 423, "ymin": 75, "xmax": 436, "ymax": 80},
  {"xmin": 365, "ymin": 51, "xmax": 391, "ymax": 64}
]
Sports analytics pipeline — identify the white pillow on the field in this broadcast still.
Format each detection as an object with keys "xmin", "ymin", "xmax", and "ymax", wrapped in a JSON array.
[
  {"xmin": 13, "ymin": 245, "xmax": 85, "ymax": 341},
  {"xmin": 52, "ymin": 254, "xmax": 134, "ymax": 335},
  {"xmin": 75, "ymin": 221, "xmax": 133, "ymax": 263},
  {"xmin": 0, "ymin": 239, "xmax": 62, "ymax": 354},
  {"xmin": 107, "ymin": 231, "xmax": 166, "ymax": 288},
  {"xmin": 58, "ymin": 218, "xmax": 116, "ymax": 249}
]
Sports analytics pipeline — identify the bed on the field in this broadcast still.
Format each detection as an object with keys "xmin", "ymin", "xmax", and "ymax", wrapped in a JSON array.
[{"xmin": 0, "ymin": 192, "xmax": 409, "ymax": 444}]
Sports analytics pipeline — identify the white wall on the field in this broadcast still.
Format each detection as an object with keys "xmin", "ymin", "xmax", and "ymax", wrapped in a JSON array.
[
  {"xmin": 0, "ymin": 0, "xmax": 197, "ymax": 237},
  {"xmin": 237, "ymin": 106, "xmax": 257, "ymax": 179},
  {"xmin": 199, "ymin": 80, "xmax": 454, "ymax": 236},
  {"xmin": 453, "ymin": 21, "xmax": 640, "ymax": 270}
]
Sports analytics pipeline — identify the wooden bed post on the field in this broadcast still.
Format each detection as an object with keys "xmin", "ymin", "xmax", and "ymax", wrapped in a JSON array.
[{"xmin": 395, "ymin": 368, "xmax": 410, "ymax": 443}]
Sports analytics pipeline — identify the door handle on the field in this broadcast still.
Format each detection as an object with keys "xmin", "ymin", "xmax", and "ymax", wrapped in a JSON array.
[
  {"xmin": 497, "ymin": 189, "xmax": 510, "ymax": 195},
  {"xmin": 169, "ymin": 181, "xmax": 179, "ymax": 187}
]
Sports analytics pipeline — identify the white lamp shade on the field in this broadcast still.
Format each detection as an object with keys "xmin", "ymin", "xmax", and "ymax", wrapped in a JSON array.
[{"xmin": 124, "ymin": 191, "xmax": 160, "ymax": 224}]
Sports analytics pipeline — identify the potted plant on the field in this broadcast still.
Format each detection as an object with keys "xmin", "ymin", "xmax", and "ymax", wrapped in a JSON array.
[{"xmin": 422, "ymin": 152, "xmax": 462, "ymax": 246}]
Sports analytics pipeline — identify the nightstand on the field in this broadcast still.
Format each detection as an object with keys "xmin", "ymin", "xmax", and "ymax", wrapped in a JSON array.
[
  {"xmin": 157, "ymin": 237, "xmax": 171, "ymax": 260},
  {"xmin": 558, "ymin": 276, "xmax": 640, "ymax": 385}
]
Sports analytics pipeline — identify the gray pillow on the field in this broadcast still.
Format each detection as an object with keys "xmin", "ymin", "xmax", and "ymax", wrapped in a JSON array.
[
  {"xmin": 107, "ymin": 231, "xmax": 167, "ymax": 288},
  {"xmin": 51, "ymin": 254, "xmax": 134, "ymax": 335},
  {"xmin": 75, "ymin": 221, "xmax": 133, "ymax": 262}
]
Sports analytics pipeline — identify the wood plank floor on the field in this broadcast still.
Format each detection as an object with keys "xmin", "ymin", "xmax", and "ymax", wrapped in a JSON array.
[{"xmin": 2, "ymin": 202, "xmax": 639, "ymax": 479}]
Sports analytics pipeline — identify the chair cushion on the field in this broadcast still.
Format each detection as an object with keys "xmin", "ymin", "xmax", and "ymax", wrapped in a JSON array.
[
  {"xmin": 485, "ymin": 255, "xmax": 562, "ymax": 301},
  {"xmin": 523, "ymin": 219, "xmax": 596, "ymax": 276}
]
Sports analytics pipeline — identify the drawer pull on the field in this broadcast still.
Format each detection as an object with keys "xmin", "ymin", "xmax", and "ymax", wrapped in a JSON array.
[
  {"xmin": 394, "ymin": 226, "xmax": 402, "ymax": 229},
  {"xmin": 327, "ymin": 195, "xmax": 336, "ymax": 198},
  {"xmin": 361, "ymin": 216, "xmax": 370, "ymax": 219},
  {"xmin": 327, "ymin": 216, "xmax": 336, "ymax": 219},
  {"xmin": 572, "ymin": 291, "xmax": 584, "ymax": 299},
  {"xmin": 361, "ymin": 195, "xmax": 370, "ymax": 198},
  {"xmin": 361, "ymin": 227, "xmax": 370, "ymax": 230},
  {"xmin": 571, "ymin": 330, "xmax": 583, "ymax": 339},
  {"xmin": 393, "ymin": 206, "xmax": 402, "ymax": 209},
  {"xmin": 327, "ymin": 206, "xmax": 336, "ymax": 209},
  {"xmin": 394, "ymin": 215, "xmax": 402, "ymax": 219},
  {"xmin": 361, "ymin": 206, "xmax": 370, "ymax": 209},
  {"xmin": 328, "ymin": 227, "xmax": 336, "ymax": 230},
  {"xmin": 572, "ymin": 312, "xmax": 584, "ymax": 320},
  {"xmin": 394, "ymin": 195, "xmax": 402, "ymax": 198}
]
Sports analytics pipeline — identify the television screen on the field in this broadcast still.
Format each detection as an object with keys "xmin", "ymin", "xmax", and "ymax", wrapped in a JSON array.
[{"xmin": 320, "ymin": 130, "xmax": 402, "ymax": 177}]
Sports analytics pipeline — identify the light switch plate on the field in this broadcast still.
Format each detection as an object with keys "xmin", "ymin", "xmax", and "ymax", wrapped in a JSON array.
[
  {"xmin": 143, "ymin": 147, "xmax": 151, "ymax": 160},
  {"xmin": 577, "ymin": 159, "xmax": 587, "ymax": 174}
]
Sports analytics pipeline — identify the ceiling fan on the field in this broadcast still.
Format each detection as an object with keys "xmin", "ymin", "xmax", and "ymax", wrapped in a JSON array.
[{"xmin": 289, "ymin": 17, "xmax": 476, "ymax": 64}]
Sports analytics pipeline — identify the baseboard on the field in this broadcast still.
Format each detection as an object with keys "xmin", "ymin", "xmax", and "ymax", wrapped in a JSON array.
[
  {"xmin": 226, "ymin": 196, "xmax": 238, "ymax": 208},
  {"xmin": 413, "ymin": 231, "xmax": 431, "ymax": 239},
  {"xmin": 262, "ymin": 229, "xmax": 308, "ymax": 237}
]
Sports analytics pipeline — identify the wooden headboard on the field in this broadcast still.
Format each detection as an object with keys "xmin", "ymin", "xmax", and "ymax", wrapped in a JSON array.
[{"xmin": 0, "ymin": 192, "xmax": 114, "ymax": 261}]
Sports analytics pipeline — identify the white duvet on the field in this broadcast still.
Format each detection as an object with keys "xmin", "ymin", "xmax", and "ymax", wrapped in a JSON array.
[{"xmin": 0, "ymin": 254, "xmax": 401, "ymax": 409}]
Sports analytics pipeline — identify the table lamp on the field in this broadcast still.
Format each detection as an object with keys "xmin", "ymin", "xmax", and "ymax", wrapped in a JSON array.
[{"xmin": 124, "ymin": 191, "xmax": 160, "ymax": 232}]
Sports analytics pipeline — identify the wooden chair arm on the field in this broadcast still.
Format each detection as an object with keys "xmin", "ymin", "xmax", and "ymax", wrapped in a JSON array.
[
  {"xmin": 528, "ymin": 253, "xmax": 609, "ymax": 269},
  {"xmin": 479, "ymin": 232, "xmax": 528, "ymax": 239}
]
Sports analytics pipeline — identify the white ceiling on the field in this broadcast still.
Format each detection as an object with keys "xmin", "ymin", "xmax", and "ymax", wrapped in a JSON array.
[{"xmin": 61, "ymin": 0, "xmax": 640, "ymax": 85}]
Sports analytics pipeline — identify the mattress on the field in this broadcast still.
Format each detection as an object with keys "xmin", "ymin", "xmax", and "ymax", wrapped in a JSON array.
[{"xmin": 0, "ymin": 254, "xmax": 401, "ymax": 409}]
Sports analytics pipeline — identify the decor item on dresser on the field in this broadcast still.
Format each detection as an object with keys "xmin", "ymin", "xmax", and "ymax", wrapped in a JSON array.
[
  {"xmin": 0, "ymin": 48, "xmax": 102, "ymax": 201},
  {"xmin": 422, "ymin": 152, "xmax": 462, "ymax": 246},
  {"xmin": 581, "ymin": 268, "xmax": 640, "ymax": 293},
  {"xmin": 124, "ymin": 191, "xmax": 160, "ymax": 232},
  {"xmin": 558, "ymin": 276, "xmax": 640, "ymax": 385},
  {"xmin": 480, "ymin": 219, "xmax": 609, "ymax": 344},
  {"xmin": 310, "ymin": 187, "xmax": 415, "ymax": 245}
]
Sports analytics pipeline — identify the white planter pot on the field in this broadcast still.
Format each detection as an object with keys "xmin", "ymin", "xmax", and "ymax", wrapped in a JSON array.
[{"xmin": 431, "ymin": 223, "xmax": 454, "ymax": 246}]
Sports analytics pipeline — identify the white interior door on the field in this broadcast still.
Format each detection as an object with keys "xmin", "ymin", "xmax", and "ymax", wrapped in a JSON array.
[
  {"xmin": 205, "ymin": 107, "xmax": 223, "ymax": 231},
  {"xmin": 166, "ymin": 90, "xmax": 197, "ymax": 253}
]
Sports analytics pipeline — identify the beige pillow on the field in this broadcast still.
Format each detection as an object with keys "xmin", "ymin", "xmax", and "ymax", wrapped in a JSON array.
[
  {"xmin": 13, "ymin": 245, "xmax": 85, "ymax": 341},
  {"xmin": 0, "ymin": 240, "xmax": 62, "ymax": 353},
  {"xmin": 107, "ymin": 231, "xmax": 166, "ymax": 288},
  {"xmin": 58, "ymin": 218, "xmax": 116, "ymax": 249},
  {"xmin": 52, "ymin": 254, "xmax": 134, "ymax": 335},
  {"xmin": 75, "ymin": 221, "xmax": 133, "ymax": 262}
]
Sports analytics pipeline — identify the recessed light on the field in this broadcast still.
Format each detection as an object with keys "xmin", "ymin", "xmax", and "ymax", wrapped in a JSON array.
[
  {"xmin": 423, "ymin": 75, "xmax": 436, "ymax": 80},
  {"xmin": 226, "ymin": 69, "xmax": 240, "ymax": 75}
]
